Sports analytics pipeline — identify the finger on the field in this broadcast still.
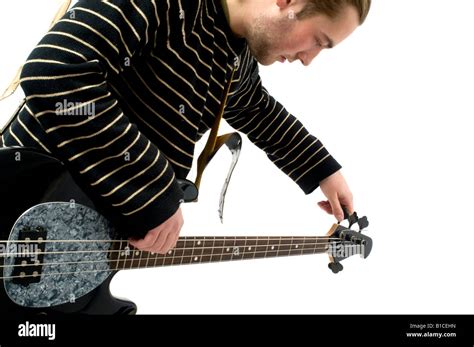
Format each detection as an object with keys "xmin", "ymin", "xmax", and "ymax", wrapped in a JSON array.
[
  {"xmin": 169, "ymin": 230, "xmax": 180, "ymax": 250},
  {"xmin": 129, "ymin": 229, "xmax": 159, "ymax": 250},
  {"xmin": 339, "ymin": 195, "xmax": 354, "ymax": 216},
  {"xmin": 167, "ymin": 214, "xmax": 184, "ymax": 251},
  {"xmin": 160, "ymin": 230, "xmax": 178, "ymax": 254},
  {"xmin": 317, "ymin": 201, "xmax": 333, "ymax": 215},
  {"xmin": 151, "ymin": 228, "xmax": 171, "ymax": 254},
  {"xmin": 328, "ymin": 196, "xmax": 344, "ymax": 222}
]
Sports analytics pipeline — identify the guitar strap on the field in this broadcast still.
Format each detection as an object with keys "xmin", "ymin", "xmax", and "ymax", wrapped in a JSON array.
[
  {"xmin": 193, "ymin": 67, "xmax": 242, "ymax": 222},
  {"xmin": 195, "ymin": 67, "xmax": 236, "ymax": 190}
]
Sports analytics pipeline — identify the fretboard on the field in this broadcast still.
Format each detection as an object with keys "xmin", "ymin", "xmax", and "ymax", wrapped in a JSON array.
[{"xmin": 108, "ymin": 236, "xmax": 330, "ymax": 271}]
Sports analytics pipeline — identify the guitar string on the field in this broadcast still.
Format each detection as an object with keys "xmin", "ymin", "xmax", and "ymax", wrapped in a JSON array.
[
  {"xmin": 0, "ymin": 236, "xmax": 343, "ymax": 243},
  {"xmin": 0, "ymin": 244, "xmax": 346, "ymax": 280},
  {"xmin": 0, "ymin": 244, "xmax": 338, "ymax": 272},
  {"xmin": 0, "ymin": 242, "xmax": 343, "ymax": 268},
  {"xmin": 0, "ymin": 239, "xmax": 347, "ymax": 260},
  {"xmin": 0, "ymin": 237, "xmax": 347, "ymax": 258}
]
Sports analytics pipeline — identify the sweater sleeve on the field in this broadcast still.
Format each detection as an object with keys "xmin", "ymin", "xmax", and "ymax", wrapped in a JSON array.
[
  {"xmin": 19, "ymin": 0, "xmax": 183, "ymax": 237},
  {"xmin": 224, "ymin": 51, "xmax": 341, "ymax": 194}
]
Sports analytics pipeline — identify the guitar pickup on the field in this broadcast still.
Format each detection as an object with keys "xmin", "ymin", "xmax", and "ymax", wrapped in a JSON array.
[{"xmin": 11, "ymin": 226, "xmax": 47, "ymax": 286}]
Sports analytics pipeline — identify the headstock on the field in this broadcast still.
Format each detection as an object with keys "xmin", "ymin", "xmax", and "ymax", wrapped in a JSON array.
[{"xmin": 326, "ymin": 210, "xmax": 372, "ymax": 274}]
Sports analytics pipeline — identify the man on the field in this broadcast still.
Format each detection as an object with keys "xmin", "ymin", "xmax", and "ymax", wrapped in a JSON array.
[{"xmin": 2, "ymin": 0, "xmax": 370, "ymax": 255}]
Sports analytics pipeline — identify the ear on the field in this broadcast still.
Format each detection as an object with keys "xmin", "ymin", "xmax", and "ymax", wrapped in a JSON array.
[{"xmin": 276, "ymin": 0, "xmax": 291, "ymax": 10}]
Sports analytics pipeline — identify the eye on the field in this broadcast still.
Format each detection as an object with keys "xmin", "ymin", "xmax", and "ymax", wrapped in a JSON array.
[{"xmin": 315, "ymin": 38, "xmax": 323, "ymax": 47}]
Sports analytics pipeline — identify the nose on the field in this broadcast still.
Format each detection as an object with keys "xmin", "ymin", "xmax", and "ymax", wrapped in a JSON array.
[{"xmin": 298, "ymin": 47, "xmax": 322, "ymax": 66}]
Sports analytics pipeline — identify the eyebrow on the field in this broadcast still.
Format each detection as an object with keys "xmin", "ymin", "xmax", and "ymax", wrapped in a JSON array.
[{"xmin": 321, "ymin": 32, "xmax": 334, "ymax": 49}]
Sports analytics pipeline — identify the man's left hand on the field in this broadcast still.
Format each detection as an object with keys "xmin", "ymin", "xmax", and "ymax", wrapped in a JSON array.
[{"xmin": 317, "ymin": 170, "xmax": 354, "ymax": 222}]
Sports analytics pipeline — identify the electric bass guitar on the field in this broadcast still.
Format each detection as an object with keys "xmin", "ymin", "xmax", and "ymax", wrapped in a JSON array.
[{"xmin": 0, "ymin": 147, "xmax": 372, "ymax": 316}]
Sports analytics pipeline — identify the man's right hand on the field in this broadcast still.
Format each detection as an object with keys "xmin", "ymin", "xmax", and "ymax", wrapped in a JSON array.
[{"xmin": 129, "ymin": 208, "xmax": 184, "ymax": 254}]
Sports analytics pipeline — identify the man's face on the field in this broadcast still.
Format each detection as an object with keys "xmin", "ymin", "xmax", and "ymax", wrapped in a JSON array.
[{"xmin": 246, "ymin": 3, "xmax": 360, "ymax": 66}]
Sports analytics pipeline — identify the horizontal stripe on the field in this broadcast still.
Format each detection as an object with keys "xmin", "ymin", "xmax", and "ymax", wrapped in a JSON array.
[{"xmin": 6, "ymin": 0, "xmax": 339, "ymax": 235}]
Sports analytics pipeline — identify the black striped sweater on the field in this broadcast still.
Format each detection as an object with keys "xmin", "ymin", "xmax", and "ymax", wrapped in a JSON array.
[{"xmin": 2, "ymin": 0, "xmax": 341, "ymax": 236}]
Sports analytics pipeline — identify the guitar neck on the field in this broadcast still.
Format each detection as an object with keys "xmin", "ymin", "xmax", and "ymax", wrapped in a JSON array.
[{"xmin": 109, "ymin": 236, "xmax": 331, "ymax": 271}]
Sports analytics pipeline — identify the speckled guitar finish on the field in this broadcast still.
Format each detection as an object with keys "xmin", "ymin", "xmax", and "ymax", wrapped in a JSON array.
[{"xmin": 4, "ymin": 202, "xmax": 114, "ymax": 308}]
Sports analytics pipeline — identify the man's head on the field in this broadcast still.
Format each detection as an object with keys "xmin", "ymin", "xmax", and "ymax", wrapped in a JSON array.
[{"xmin": 242, "ymin": 0, "xmax": 371, "ymax": 66}]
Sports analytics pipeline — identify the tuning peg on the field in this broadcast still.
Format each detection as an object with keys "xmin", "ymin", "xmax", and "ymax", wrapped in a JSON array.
[
  {"xmin": 328, "ymin": 261, "xmax": 343, "ymax": 274},
  {"xmin": 342, "ymin": 207, "xmax": 351, "ymax": 221},
  {"xmin": 358, "ymin": 216, "xmax": 369, "ymax": 231},
  {"xmin": 340, "ymin": 208, "xmax": 370, "ymax": 232},
  {"xmin": 340, "ymin": 208, "xmax": 358, "ymax": 228}
]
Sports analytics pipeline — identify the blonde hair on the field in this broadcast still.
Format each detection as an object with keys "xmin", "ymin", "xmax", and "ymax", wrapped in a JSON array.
[{"xmin": 298, "ymin": 0, "xmax": 371, "ymax": 24}]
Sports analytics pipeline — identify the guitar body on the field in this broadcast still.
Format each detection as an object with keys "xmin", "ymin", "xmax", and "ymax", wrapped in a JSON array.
[
  {"xmin": 0, "ymin": 147, "xmax": 136, "ymax": 316},
  {"xmin": 0, "ymin": 148, "xmax": 373, "ymax": 315},
  {"xmin": 0, "ymin": 271, "xmax": 136, "ymax": 317}
]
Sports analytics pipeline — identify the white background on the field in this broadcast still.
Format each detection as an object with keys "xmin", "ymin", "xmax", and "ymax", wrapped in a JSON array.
[{"xmin": 1, "ymin": 1, "xmax": 473, "ymax": 314}]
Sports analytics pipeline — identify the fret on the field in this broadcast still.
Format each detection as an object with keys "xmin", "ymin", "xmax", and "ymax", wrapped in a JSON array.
[
  {"xmin": 159, "ymin": 250, "xmax": 173, "ymax": 266},
  {"xmin": 220, "ymin": 237, "xmax": 236, "ymax": 262},
  {"xmin": 119, "ymin": 253, "xmax": 137, "ymax": 270},
  {"xmin": 133, "ymin": 249, "xmax": 142, "ymax": 268},
  {"xmin": 317, "ymin": 237, "xmax": 329, "ymax": 254},
  {"xmin": 230, "ymin": 237, "xmax": 245, "ymax": 261},
  {"xmin": 299, "ymin": 237, "xmax": 306, "ymax": 256},
  {"xmin": 278, "ymin": 237, "xmax": 293, "ymax": 256},
  {"xmin": 157, "ymin": 251, "xmax": 170, "ymax": 267},
  {"xmin": 163, "ymin": 239, "xmax": 186, "ymax": 266},
  {"xmin": 191, "ymin": 237, "xmax": 205, "ymax": 264},
  {"xmin": 155, "ymin": 238, "xmax": 192, "ymax": 267},
  {"xmin": 128, "ymin": 246, "xmax": 135, "ymax": 270},
  {"xmin": 253, "ymin": 239, "xmax": 270, "ymax": 260},
  {"xmin": 301, "ymin": 237, "xmax": 314, "ymax": 253},
  {"xmin": 275, "ymin": 236, "xmax": 283, "ymax": 258},
  {"xmin": 130, "ymin": 248, "xmax": 141, "ymax": 269},
  {"xmin": 138, "ymin": 250, "xmax": 149, "ymax": 269},
  {"xmin": 263, "ymin": 236, "xmax": 270, "ymax": 259},
  {"xmin": 314, "ymin": 236, "xmax": 319, "ymax": 255},
  {"xmin": 152, "ymin": 248, "xmax": 159, "ymax": 268},
  {"xmin": 209, "ymin": 237, "xmax": 218, "ymax": 262},
  {"xmin": 114, "ymin": 240, "xmax": 122, "ymax": 270},
  {"xmin": 242, "ymin": 237, "xmax": 257, "ymax": 260},
  {"xmin": 171, "ymin": 239, "xmax": 186, "ymax": 266},
  {"xmin": 182, "ymin": 238, "xmax": 193, "ymax": 265},
  {"xmin": 151, "ymin": 251, "xmax": 165, "ymax": 268},
  {"xmin": 219, "ymin": 238, "xmax": 230, "ymax": 262},
  {"xmin": 265, "ymin": 237, "xmax": 281, "ymax": 258},
  {"xmin": 166, "ymin": 248, "xmax": 176, "ymax": 266},
  {"xmin": 131, "ymin": 250, "xmax": 138, "ymax": 268},
  {"xmin": 120, "ymin": 242, "xmax": 131, "ymax": 270},
  {"xmin": 304, "ymin": 237, "xmax": 328, "ymax": 255},
  {"xmin": 178, "ymin": 238, "xmax": 195, "ymax": 265},
  {"xmin": 113, "ymin": 240, "xmax": 120, "ymax": 269},
  {"xmin": 211, "ymin": 238, "xmax": 225, "ymax": 262},
  {"xmin": 199, "ymin": 237, "xmax": 215, "ymax": 263},
  {"xmin": 287, "ymin": 237, "xmax": 305, "ymax": 257},
  {"xmin": 107, "ymin": 240, "xmax": 114, "ymax": 270},
  {"xmin": 144, "ymin": 248, "xmax": 152, "ymax": 268}
]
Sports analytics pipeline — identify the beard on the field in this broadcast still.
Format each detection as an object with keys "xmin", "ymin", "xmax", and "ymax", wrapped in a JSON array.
[{"xmin": 245, "ymin": 15, "xmax": 294, "ymax": 66}]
